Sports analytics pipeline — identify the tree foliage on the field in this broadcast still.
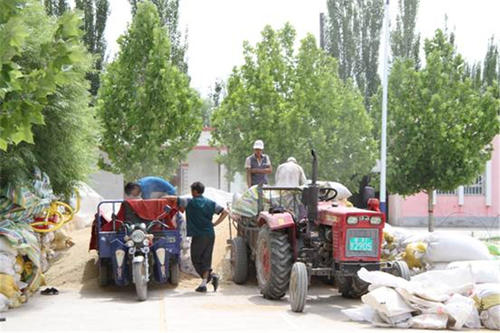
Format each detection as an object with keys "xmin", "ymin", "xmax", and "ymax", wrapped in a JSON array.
[
  {"xmin": 44, "ymin": 0, "xmax": 68, "ymax": 16},
  {"xmin": 372, "ymin": 29, "xmax": 499, "ymax": 197},
  {"xmin": 391, "ymin": 0, "xmax": 420, "ymax": 67},
  {"xmin": 0, "ymin": 0, "xmax": 93, "ymax": 150},
  {"xmin": 211, "ymin": 24, "xmax": 377, "ymax": 190},
  {"xmin": 130, "ymin": 0, "xmax": 187, "ymax": 72},
  {"xmin": 98, "ymin": 0, "xmax": 202, "ymax": 181},
  {"xmin": 0, "ymin": 1, "xmax": 98, "ymax": 195},
  {"xmin": 482, "ymin": 37, "xmax": 499, "ymax": 88},
  {"xmin": 75, "ymin": 0, "xmax": 109, "ymax": 98},
  {"xmin": 323, "ymin": 0, "xmax": 384, "ymax": 109}
]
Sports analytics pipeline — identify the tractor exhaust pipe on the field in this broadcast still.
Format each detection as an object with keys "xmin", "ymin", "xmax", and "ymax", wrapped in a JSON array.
[
  {"xmin": 311, "ymin": 149, "xmax": 318, "ymax": 186},
  {"xmin": 301, "ymin": 149, "xmax": 319, "ymax": 224},
  {"xmin": 308, "ymin": 150, "xmax": 318, "ymax": 222}
]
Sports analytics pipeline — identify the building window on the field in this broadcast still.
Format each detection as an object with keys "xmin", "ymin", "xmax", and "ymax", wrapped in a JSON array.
[
  {"xmin": 436, "ymin": 189, "xmax": 457, "ymax": 195},
  {"xmin": 464, "ymin": 175, "xmax": 484, "ymax": 196}
]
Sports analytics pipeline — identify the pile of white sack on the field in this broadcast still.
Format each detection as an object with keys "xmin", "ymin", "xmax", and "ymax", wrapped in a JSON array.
[
  {"xmin": 382, "ymin": 225, "xmax": 496, "ymax": 272},
  {"xmin": 343, "ymin": 251, "xmax": 500, "ymax": 329}
]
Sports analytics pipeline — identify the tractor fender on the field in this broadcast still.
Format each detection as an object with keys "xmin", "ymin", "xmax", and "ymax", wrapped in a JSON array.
[{"xmin": 257, "ymin": 211, "xmax": 295, "ymax": 231}]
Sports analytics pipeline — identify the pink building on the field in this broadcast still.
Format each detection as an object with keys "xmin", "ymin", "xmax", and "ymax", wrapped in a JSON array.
[{"xmin": 388, "ymin": 135, "xmax": 500, "ymax": 228}]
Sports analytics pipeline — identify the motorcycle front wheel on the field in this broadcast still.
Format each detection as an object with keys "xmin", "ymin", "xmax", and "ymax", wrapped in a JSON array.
[{"xmin": 133, "ymin": 260, "xmax": 148, "ymax": 301}]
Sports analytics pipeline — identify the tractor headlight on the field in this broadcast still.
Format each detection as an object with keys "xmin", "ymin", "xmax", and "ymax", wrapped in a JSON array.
[
  {"xmin": 131, "ymin": 230, "xmax": 146, "ymax": 243},
  {"xmin": 347, "ymin": 216, "xmax": 358, "ymax": 225},
  {"xmin": 370, "ymin": 216, "xmax": 382, "ymax": 225}
]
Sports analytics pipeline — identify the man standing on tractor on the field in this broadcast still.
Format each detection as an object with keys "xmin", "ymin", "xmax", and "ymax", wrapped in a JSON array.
[
  {"xmin": 245, "ymin": 140, "xmax": 272, "ymax": 187},
  {"xmin": 165, "ymin": 182, "xmax": 228, "ymax": 292},
  {"xmin": 275, "ymin": 157, "xmax": 307, "ymax": 187},
  {"xmin": 124, "ymin": 176, "xmax": 176, "ymax": 199}
]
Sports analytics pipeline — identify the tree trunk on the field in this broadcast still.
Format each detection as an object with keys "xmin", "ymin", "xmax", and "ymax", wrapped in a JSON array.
[{"xmin": 427, "ymin": 190, "xmax": 435, "ymax": 232}]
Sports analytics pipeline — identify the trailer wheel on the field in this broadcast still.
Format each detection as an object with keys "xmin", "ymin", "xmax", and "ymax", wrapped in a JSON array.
[
  {"xmin": 256, "ymin": 225, "xmax": 293, "ymax": 300},
  {"xmin": 231, "ymin": 237, "xmax": 248, "ymax": 284},
  {"xmin": 98, "ymin": 259, "xmax": 110, "ymax": 287},
  {"xmin": 289, "ymin": 262, "xmax": 308, "ymax": 312},
  {"xmin": 392, "ymin": 260, "xmax": 411, "ymax": 280}
]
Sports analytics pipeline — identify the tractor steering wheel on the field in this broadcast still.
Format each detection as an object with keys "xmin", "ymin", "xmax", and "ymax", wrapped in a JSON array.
[{"xmin": 319, "ymin": 187, "xmax": 338, "ymax": 202}]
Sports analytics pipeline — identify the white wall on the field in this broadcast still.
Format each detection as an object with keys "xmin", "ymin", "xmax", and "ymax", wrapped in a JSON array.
[
  {"xmin": 184, "ymin": 150, "xmax": 228, "ymax": 194},
  {"xmin": 88, "ymin": 170, "xmax": 124, "ymax": 199}
]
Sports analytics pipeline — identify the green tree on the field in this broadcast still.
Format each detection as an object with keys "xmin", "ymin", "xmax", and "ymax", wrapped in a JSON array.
[
  {"xmin": 44, "ymin": 0, "xmax": 68, "ymax": 16},
  {"xmin": 483, "ymin": 37, "xmax": 498, "ymax": 88},
  {"xmin": 130, "ymin": 0, "xmax": 187, "ymax": 72},
  {"xmin": 201, "ymin": 98, "xmax": 213, "ymax": 127},
  {"xmin": 372, "ymin": 30, "xmax": 499, "ymax": 231},
  {"xmin": 0, "ymin": 1, "xmax": 98, "ymax": 195},
  {"xmin": 0, "ymin": 0, "xmax": 91, "ymax": 150},
  {"xmin": 212, "ymin": 24, "xmax": 376, "ymax": 189},
  {"xmin": 391, "ymin": 0, "xmax": 420, "ymax": 67},
  {"xmin": 98, "ymin": 0, "xmax": 202, "ymax": 181},
  {"xmin": 324, "ymin": 0, "xmax": 384, "ymax": 110},
  {"xmin": 75, "ymin": 0, "xmax": 109, "ymax": 98}
]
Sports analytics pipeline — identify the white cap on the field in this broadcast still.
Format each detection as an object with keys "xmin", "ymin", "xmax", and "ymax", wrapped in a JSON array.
[
  {"xmin": 287, "ymin": 157, "xmax": 297, "ymax": 163},
  {"xmin": 253, "ymin": 140, "xmax": 264, "ymax": 150}
]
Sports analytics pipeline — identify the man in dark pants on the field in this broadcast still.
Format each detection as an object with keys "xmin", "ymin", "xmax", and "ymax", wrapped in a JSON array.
[{"xmin": 168, "ymin": 182, "xmax": 228, "ymax": 292}]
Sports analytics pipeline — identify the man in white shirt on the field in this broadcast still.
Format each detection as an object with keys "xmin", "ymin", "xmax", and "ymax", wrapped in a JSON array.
[{"xmin": 275, "ymin": 157, "xmax": 307, "ymax": 187}]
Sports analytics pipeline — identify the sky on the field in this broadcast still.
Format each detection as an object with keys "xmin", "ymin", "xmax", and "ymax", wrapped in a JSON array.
[{"xmin": 104, "ymin": 0, "xmax": 500, "ymax": 97}]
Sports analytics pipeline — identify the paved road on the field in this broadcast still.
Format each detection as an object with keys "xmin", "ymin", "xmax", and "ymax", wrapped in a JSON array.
[{"xmin": 0, "ymin": 279, "xmax": 487, "ymax": 333}]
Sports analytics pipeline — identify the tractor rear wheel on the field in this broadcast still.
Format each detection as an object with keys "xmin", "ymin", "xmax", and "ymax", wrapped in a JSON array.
[
  {"xmin": 231, "ymin": 237, "xmax": 248, "ymax": 284},
  {"xmin": 256, "ymin": 225, "xmax": 293, "ymax": 300},
  {"xmin": 289, "ymin": 262, "xmax": 308, "ymax": 312}
]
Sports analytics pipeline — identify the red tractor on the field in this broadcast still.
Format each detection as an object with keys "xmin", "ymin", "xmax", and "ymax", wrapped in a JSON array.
[{"xmin": 229, "ymin": 150, "xmax": 409, "ymax": 312}]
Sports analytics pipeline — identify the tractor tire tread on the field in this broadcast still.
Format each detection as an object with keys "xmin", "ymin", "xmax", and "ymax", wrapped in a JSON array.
[{"xmin": 258, "ymin": 228, "xmax": 293, "ymax": 300}]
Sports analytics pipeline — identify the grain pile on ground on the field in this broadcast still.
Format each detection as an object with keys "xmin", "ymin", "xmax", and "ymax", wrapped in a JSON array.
[{"xmin": 44, "ymin": 226, "xmax": 98, "ymax": 289}]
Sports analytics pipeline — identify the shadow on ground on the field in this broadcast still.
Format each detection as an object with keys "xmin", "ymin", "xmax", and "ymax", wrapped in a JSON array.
[
  {"xmin": 77, "ymin": 259, "xmax": 180, "ymax": 303},
  {"xmin": 77, "ymin": 257, "xmax": 361, "ymax": 324}
]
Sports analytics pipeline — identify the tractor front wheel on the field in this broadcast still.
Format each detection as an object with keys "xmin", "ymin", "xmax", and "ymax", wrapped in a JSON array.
[
  {"xmin": 391, "ymin": 260, "xmax": 411, "ymax": 280},
  {"xmin": 289, "ymin": 262, "xmax": 308, "ymax": 312},
  {"xmin": 256, "ymin": 225, "xmax": 293, "ymax": 300}
]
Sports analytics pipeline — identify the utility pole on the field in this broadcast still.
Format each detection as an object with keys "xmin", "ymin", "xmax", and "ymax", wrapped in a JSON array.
[{"xmin": 380, "ymin": 0, "xmax": 390, "ymax": 214}]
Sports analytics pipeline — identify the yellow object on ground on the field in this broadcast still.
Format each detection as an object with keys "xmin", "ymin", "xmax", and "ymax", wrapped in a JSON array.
[
  {"xmin": 31, "ymin": 191, "xmax": 80, "ymax": 233},
  {"xmin": 0, "ymin": 273, "xmax": 25, "ymax": 307},
  {"xmin": 383, "ymin": 231, "xmax": 395, "ymax": 244},
  {"xmin": 52, "ymin": 229, "xmax": 75, "ymax": 250},
  {"xmin": 474, "ymin": 294, "xmax": 500, "ymax": 311},
  {"xmin": 402, "ymin": 242, "xmax": 427, "ymax": 269},
  {"xmin": 0, "ymin": 274, "xmax": 20, "ymax": 298}
]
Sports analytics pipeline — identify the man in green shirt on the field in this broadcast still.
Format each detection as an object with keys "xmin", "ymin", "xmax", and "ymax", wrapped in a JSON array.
[{"xmin": 171, "ymin": 182, "xmax": 228, "ymax": 292}]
